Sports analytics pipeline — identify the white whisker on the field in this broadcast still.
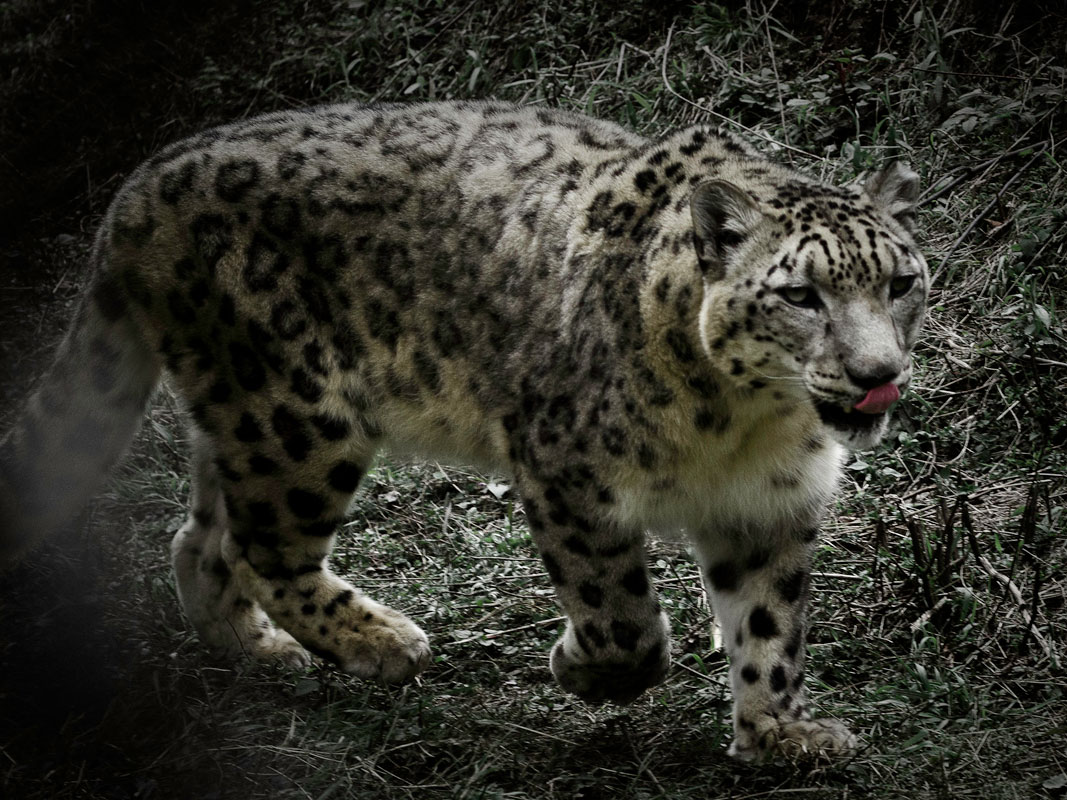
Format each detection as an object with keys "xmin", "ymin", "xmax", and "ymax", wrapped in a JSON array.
[{"xmin": 750, "ymin": 367, "xmax": 805, "ymax": 384}]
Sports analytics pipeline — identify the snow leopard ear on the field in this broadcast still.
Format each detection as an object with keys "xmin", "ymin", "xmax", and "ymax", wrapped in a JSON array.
[
  {"xmin": 864, "ymin": 162, "xmax": 920, "ymax": 235},
  {"xmin": 690, "ymin": 180, "xmax": 762, "ymax": 281}
]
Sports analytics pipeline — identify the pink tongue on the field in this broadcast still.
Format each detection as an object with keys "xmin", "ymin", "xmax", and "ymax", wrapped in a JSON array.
[{"xmin": 853, "ymin": 383, "xmax": 900, "ymax": 415}]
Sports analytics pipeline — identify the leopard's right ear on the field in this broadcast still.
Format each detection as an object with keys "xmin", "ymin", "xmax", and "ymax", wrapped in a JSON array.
[
  {"xmin": 690, "ymin": 180, "xmax": 762, "ymax": 280},
  {"xmin": 864, "ymin": 162, "xmax": 920, "ymax": 235}
]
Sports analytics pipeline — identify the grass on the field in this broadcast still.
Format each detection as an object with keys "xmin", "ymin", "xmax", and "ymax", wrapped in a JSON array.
[{"xmin": 1, "ymin": 1, "xmax": 1065, "ymax": 798}]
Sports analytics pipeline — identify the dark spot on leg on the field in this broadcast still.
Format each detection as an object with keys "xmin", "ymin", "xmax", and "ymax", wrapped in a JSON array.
[
  {"xmin": 209, "ymin": 558, "xmax": 230, "ymax": 579},
  {"xmin": 208, "ymin": 379, "xmax": 232, "ymax": 403},
  {"xmin": 597, "ymin": 539, "xmax": 637, "ymax": 558},
  {"xmin": 271, "ymin": 299, "xmax": 307, "ymax": 340},
  {"xmin": 582, "ymin": 622, "xmax": 607, "ymax": 649},
  {"xmin": 252, "ymin": 526, "xmax": 279, "ymax": 548},
  {"xmin": 166, "ymin": 290, "xmax": 196, "ymax": 324},
  {"xmin": 708, "ymin": 561, "xmax": 739, "ymax": 591},
  {"xmin": 213, "ymin": 456, "xmax": 242, "ymax": 482},
  {"xmin": 327, "ymin": 460, "xmax": 363, "ymax": 493},
  {"xmin": 770, "ymin": 664, "xmax": 788, "ymax": 693},
  {"xmin": 784, "ymin": 626, "xmax": 803, "ymax": 661},
  {"xmin": 777, "ymin": 570, "xmax": 808, "ymax": 604},
  {"xmin": 300, "ymin": 519, "xmax": 339, "ymax": 537},
  {"xmin": 271, "ymin": 405, "xmax": 311, "ymax": 462},
  {"xmin": 249, "ymin": 454, "xmax": 279, "ymax": 475},
  {"xmin": 749, "ymin": 605, "xmax": 779, "ymax": 638},
  {"xmin": 542, "ymin": 552, "xmax": 565, "ymax": 585},
  {"xmin": 235, "ymin": 412, "xmax": 264, "ymax": 442},
  {"xmin": 219, "ymin": 293, "xmax": 236, "ymax": 325},
  {"xmin": 610, "ymin": 620, "xmax": 641, "ymax": 652},
  {"xmin": 665, "ymin": 328, "xmax": 694, "ymax": 362},
  {"xmin": 287, "ymin": 488, "xmax": 325, "ymax": 519},
  {"xmin": 578, "ymin": 581, "xmax": 603, "ymax": 608},
  {"xmin": 563, "ymin": 534, "xmax": 591, "ymax": 557},
  {"xmin": 290, "ymin": 367, "xmax": 323, "ymax": 403},
  {"xmin": 620, "ymin": 567, "xmax": 649, "ymax": 596},
  {"xmin": 741, "ymin": 664, "xmax": 760, "ymax": 683},
  {"xmin": 229, "ymin": 342, "xmax": 266, "ymax": 391},
  {"xmin": 247, "ymin": 501, "xmax": 278, "ymax": 526},
  {"xmin": 322, "ymin": 589, "xmax": 353, "ymax": 616}
]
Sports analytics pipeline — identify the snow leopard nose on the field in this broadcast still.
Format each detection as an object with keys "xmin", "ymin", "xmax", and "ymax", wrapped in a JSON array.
[{"xmin": 845, "ymin": 365, "xmax": 900, "ymax": 391}]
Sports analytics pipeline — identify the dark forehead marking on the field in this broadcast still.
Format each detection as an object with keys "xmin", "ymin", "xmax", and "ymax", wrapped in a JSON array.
[{"xmin": 794, "ymin": 233, "xmax": 835, "ymax": 270}]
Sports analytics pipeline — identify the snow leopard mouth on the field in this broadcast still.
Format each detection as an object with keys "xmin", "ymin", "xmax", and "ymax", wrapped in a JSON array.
[
  {"xmin": 814, "ymin": 401, "xmax": 888, "ymax": 434},
  {"xmin": 813, "ymin": 383, "xmax": 901, "ymax": 437}
]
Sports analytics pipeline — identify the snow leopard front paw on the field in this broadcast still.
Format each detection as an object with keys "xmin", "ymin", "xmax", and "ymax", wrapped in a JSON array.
[
  {"xmin": 281, "ymin": 593, "xmax": 431, "ymax": 683},
  {"xmin": 549, "ymin": 616, "xmax": 670, "ymax": 705},
  {"xmin": 729, "ymin": 717, "xmax": 857, "ymax": 761},
  {"xmin": 325, "ymin": 600, "xmax": 432, "ymax": 683}
]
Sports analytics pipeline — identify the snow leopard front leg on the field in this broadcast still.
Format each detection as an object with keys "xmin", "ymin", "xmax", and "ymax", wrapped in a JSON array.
[
  {"xmin": 518, "ymin": 476, "xmax": 671, "ymax": 705},
  {"xmin": 693, "ymin": 527, "xmax": 856, "ymax": 760}
]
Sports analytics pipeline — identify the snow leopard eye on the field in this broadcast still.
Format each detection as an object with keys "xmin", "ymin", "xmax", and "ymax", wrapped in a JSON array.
[
  {"xmin": 777, "ymin": 285, "xmax": 823, "ymax": 310},
  {"xmin": 889, "ymin": 275, "xmax": 916, "ymax": 299}
]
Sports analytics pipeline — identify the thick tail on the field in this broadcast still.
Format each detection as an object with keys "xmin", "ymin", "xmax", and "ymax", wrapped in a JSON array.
[{"xmin": 0, "ymin": 253, "xmax": 161, "ymax": 563}]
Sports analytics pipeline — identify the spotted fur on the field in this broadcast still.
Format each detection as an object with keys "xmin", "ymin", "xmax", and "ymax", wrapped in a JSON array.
[{"xmin": 0, "ymin": 101, "xmax": 927, "ymax": 760}]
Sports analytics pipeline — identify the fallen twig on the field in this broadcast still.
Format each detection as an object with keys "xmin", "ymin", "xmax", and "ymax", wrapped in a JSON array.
[{"xmin": 962, "ymin": 500, "xmax": 1057, "ymax": 665}]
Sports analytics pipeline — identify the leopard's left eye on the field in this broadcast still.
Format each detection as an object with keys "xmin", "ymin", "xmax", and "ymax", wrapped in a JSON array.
[
  {"xmin": 889, "ymin": 275, "xmax": 916, "ymax": 299},
  {"xmin": 777, "ymin": 285, "xmax": 823, "ymax": 310}
]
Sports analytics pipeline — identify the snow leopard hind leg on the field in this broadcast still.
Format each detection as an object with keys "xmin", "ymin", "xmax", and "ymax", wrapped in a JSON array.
[{"xmin": 170, "ymin": 428, "xmax": 310, "ymax": 668}]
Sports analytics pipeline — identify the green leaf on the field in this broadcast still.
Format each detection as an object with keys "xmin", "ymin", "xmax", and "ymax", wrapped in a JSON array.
[
  {"xmin": 1034, "ymin": 305, "xmax": 1051, "ymax": 329},
  {"xmin": 1043, "ymin": 774, "xmax": 1067, "ymax": 790},
  {"xmin": 293, "ymin": 678, "xmax": 321, "ymax": 697}
]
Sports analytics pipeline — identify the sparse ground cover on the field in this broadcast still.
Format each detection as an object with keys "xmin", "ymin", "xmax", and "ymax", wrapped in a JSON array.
[{"xmin": 0, "ymin": 1, "xmax": 1064, "ymax": 798}]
